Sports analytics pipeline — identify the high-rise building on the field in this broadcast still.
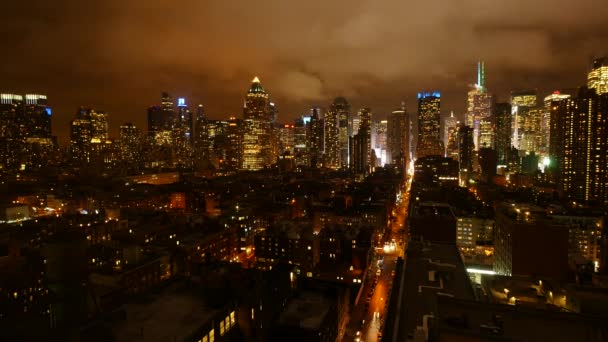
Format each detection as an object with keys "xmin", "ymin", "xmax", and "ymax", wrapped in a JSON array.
[
  {"xmin": 416, "ymin": 91, "xmax": 443, "ymax": 158},
  {"xmin": 293, "ymin": 116, "xmax": 309, "ymax": 167},
  {"xmin": 510, "ymin": 90, "xmax": 538, "ymax": 150},
  {"xmin": 225, "ymin": 117, "xmax": 243, "ymax": 171},
  {"xmin": 547, "ymin": 92, "xmax": 573, "ymax": 178},
  {"xmin": 119, "ymin": 122, "xmax": 142, "ymax": 167},
  {"xmin": 541, "ymin": 91, "xmax": 571, "ymax": 157},
  {"xmin": 445, "ymin": 121, "xmax": 460, "ymax": 162},
  {"xmin": 372, "ymin": 119, "xmax": 388, "ymax": 166},
  {"xmin": 308, "ymin": 107, "xmax": 324, "ymax": 168},
  {"xmin": 588, "ymin": 57, "xmax": 608, "ymax": 95},
  {"xmin": 70, "ymin": 108, "xmax": 96, "ymax": 164},
  {"xmin": 458, "ymin": 124, "xmax": 474, "ymax": 185},
  {"xmin": 494, "ymin": 102, "xmax": 512, "ymax": 166},
  {"xmin": 278, "ymin": 123, "xmax": 295, "ymax": 155},
  {"xmin": 443, "ymin": 111, "xmax": 458, "ymax": 156},
  {"xmin": 387, "ymin": 104, "xmax": 410, "ymax": 169},
  {"xmin": 172, "ymin": 97, "xmax": 194, "ymax": 167},
  {"xmin": 465, "ymin": 62, "xmax": 493, "ymax": 151},
  {"xmin": 559, "ymin": 87, "xmax": 608, "ymax": 203},
  {"xmin": 148, "ymin": 92, "xmax": 175, "ymax": 146},
  {"xmin": 324, "ymin": 98, "xmax": 350, "ymax": 169},
  {"xmin": 194, "ymin": 104, "xmax": 211, "ymax": 169},
  {"xmin": 0, "ymin": 94, "xmax": 25, "ymax": 170},
  {"xmin": 242, "ymin": 77, "xmax": 273, "ymax": 170}
]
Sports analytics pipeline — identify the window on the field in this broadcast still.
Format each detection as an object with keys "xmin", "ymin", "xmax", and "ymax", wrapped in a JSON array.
[
  {"xmin": 202, "ymin": 336, "xmax": 208, "ymax": 342},
  {"xmin": 209, "ymin": 329, "xmax": 214, "ymax": 342},
  {"xmin": 220, "ymin": 321, "xmax": 225, "ymax": 336},
  {"xmin": 230, "ymin": 311, "xmax": 236, "ymax": 326}
]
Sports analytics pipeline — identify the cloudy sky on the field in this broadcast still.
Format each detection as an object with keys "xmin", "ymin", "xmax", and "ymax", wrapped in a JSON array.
[{"xmin": 1, "ymin": 0, "xmax": 607, "ymax": 143}]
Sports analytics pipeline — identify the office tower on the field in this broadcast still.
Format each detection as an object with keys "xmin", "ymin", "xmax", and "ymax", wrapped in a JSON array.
[
  {"xmin": 194, "ymin": 104, "xmax": 211, "ymax": 169},
  {"xmin": 269, "ymin": 102, "xmax": 279, "ymax": 164},
  {"xmin": 465, "ymin": 62, "xmax": 493, "ymax": 151},
  {"xmin": 225, "ymin": 117, "xmax": 243, "ymax": 171},
  {"xmin": 308, "ymin": 107, "xmax": 324, "ymax": 168},
  {"xmin": 69, "ymin": 109, "xmax": 94, "ymax": 163},
  {"xmin": 293, "ymin": 116, "xmax": 309, "ymax": 167},
  {"xmin": 547, "ymin": 92, "xmax": 573, "ymax": 177},
  {"xmin": 416, "ymin": 91, "xmax": 443, "ymax": 158},
  {"xmin": 0, "ymin": 94, "xmax": 24, "ymax": 170},
  {"xmin": 173, "ymin": 97, "xmax": 193, "ymax": 167},
  {"xmin": 351, "ymin": 128, "xmax": 370, "ymax": 175},
  {"xmin": 445, "ymin": 121, "xmax": 460, "ymax": 161},
  {"xmin": 494, "ymin": 102, "xmax": 512, "ymax": 166},
  {"xmin": 119, "ymin": 122, "xmax": 142, "ymax": 166},
  {"xmin": 351, "ymin": 118, "xmax": 360, "ymax": 137},
  {"xmin": 23, "ymin": 94, "xmax": 52, "ymax": 139},
  {"xmin": 510, "ymin": 90, "xmax": 538, "ymax": 150},
  {"xmin": 357, "ymin": 107, "xmax": 372, "ymax": 167},
  {"xmin": 242, "ymin": 77, "xmax": 273, "ymax": 170},
  {"xmin": 588, "ymin": 57, "xmax": 608, "ymax": 95},
  {"xmin": 388, "ymin": 104, "xmax": 410, "ymax": 169},
  {"xmin": 324, "ymin": 98, "xmax": 349, "ymax": 169},
  {"xmin": 443, "ymin": 111, "xmax": 458, "ymax": 156},
  {"xmin": 19, "ymin": 94, "xmax": 55, "ymax": 169},
  {"xmin": 148, "ymin": 93, "xmax": 175, "ymax": 146},
  {"xmin": 278, "ymin": 123, "xmax": 295, "ymax": 155},
  {"xmin": 542, "ymin": 91, "xmax": 571, "ymax": 159},
  {"xmin": 372, "ymin": 119, "xmax": 388, "ymax": 166},
  {"xmin": 458, "ymin": 124, "xmax": 474, "ymax": 185},
  {"xmin": 560, "ymin": 87, "xmax": 608, "ymax": 203},
  {"xmin": 207, "ymin": 119, "xmax": 229, "ymax": 169}
]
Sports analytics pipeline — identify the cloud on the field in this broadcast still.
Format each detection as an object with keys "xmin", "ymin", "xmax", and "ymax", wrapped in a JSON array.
[{"xmin": 1, "ymin": 0, "xmax": 608, "ymax": 141}]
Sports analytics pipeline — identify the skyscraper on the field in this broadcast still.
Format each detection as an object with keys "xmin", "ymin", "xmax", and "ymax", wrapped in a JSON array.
[
  {"xmin": 372, "ymin": 119, "xmax": 388, "ymax": 166},
  {"xmin": 0, "ymin": 94, "xmax": 24, "ymax": 170},
  {"xmin": 293, "ymin": 116, "xmax": 309, "ymax": 167},
  {"xmin": 510, "ymin": 90, "xmax": 538, "ymax": 150},
  {"xmin": 465, "ymin": 62, "xmax": 493, "ymax": 151},
  {"xmin": 119, "ymin": 122, "xmax": 142, "ymax": 167},
  {"xmin": 242, "ymin": 77, "xmax": 273, "ymax": 170},
  {"xmin": 588, "ymin": 57, "xmax": 608, "ymax": 95},
  {"xmin": 548, "ymin": 92, "xmax": 572, "ymax": 178},
  {"xmin": 443, "ymin": 111, "xmax": 458, "ymax": 156},
  {"xmin": 387, "ymin": 104, "xmax": 410, "ymax": 169},
  {"xmin": 225, "ymin": 117, "xmax": 243, "ymax": 171},
  {"xmin": 325, "ymin": 98, "xmax": 350, "ymax": 169},
  {"xmin": 308, "ymin": 107, "xmax": 324, "ymax": 168},
  {"xmin": 416, "ymin": 91, "xmax": 443, "ymax": 158},
  {"xmin": 194, "ymin": 104, "xmax": 210, "ymax": 169},
  {"xmin": 458, "ymin": 124, "xmax": 474, "ymax": 185},
  {"xmin": 559, "ymin": 87, "xmax": 608, "ymax": 203},
  {"xmin": 542, "ymin": 91, "xmax": 571, "ymax": 157},
  {"xmin": 173, "ymin": 97, "xmax": 194, "ymax": 167},
  {"xmin": 493, "ymin": 102, "xmax": 512, "ymax": 166},
  {"xmin": 148, "ymin": 92, "xmax": 175, "ymax": 146}
]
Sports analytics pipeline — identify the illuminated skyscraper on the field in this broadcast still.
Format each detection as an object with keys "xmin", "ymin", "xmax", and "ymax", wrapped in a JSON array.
[
  {"xmin": 443, "ymin": 111, "xmax": 458, "ymax": 156},
  {"xmin": 173, "ymin": 97, "xmax": 194, "ymax": 167},
  {"xmin": 548, "ymin": 92, "xmax": 572, "ymax": 178},
  {"xmin": 325, "ymin": 98, "xmax": 350, "ymax": 169},
  {"xmin": 119, "ymin": 122, "xmax": 142, "ymax": 166},
  {"xmin": 278, "ymin": 123, "xmax": 295, "ymax": 155},
  {"xmin": 242, "ymin": 77, "xmax": 273, "ymax": 170},
  {"xmin": 541, "ymin": 91, "xmax": 571, "ymax": 157},
  {"xmin": 465, "ymin": 62, "xmax": 493, "ymax": 151},
  {"xmin": 69, "ymin": 108, "xmax": 95, "ymax": 163},
  {"xmin": 148, "ymin": 92, "xmax": 175, "ymax": 146},
  {"xmin": 387, "ymin": 104, "xmax": 410, "ymax": 168},
  {"xmin": 559, "ymin": 87, "xmax": 608, "ymax": 203},
  {"xmin": 416, "ymin": 91, "xmax": 443, "ymax": 158},
  {"xmin": 372, "ymin": 119, "xmax": 388, "ymax": 166},
  {"xmin": 510, "ymin": 90, "xmax": 537, "ymax": 150},
  {"xmin": 225, "ymin": 117, "xmax": 243, "ymax": 171},
  {"xmin": 293, "ymin": 116, "xmax": 309, "ymax": 167},
  {"xmin": 493, "ymin": 102, "xmax": 512, "ymax": 166},
  {"xmin": 194, "ymin": 104, "xmax": 211, "ymax": 168},
  {"xmin": 588, "ymin": 57, "xmax": 608, "ymax": 95},
  {"xmin": 0, "ymin": 94, "xmax": 24, "ymax": 170},
  {"xmin": 308, "ymin": 107, "xmax": 324, "ymax": 168}
]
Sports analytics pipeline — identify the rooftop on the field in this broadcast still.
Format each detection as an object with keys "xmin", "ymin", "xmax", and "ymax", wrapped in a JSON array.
[
  {"xmin": 114, "ymin": 281, "xmax": 220, "ymax": 342},
  {"xmin": 279, "ymin": 291, "xmax": 330, "ymax": 330},
  {"xmin": 397, "ymin": 240, "xmax": 475, "ymax": 340}
]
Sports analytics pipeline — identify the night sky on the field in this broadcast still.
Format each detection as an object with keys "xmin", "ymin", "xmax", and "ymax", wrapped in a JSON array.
[{"xmin": 2, "ymin": 1, "xmax": 608, "ymax": 144}]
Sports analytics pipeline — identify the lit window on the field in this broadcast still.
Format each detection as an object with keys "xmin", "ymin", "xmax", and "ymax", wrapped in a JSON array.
[
  {"xmin": 209, "ymin": 329, "xmax": 214, "ymax": 342},
  {"xmin": 230, "ymin": 311, "xmax": 236, "ymax": 326},
  {"xmin": 220, "ymin": 320, "xmax": 225, "ymax": 335}
]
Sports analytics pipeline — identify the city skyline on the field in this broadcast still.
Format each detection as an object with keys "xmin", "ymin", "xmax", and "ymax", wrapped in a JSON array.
[{"xmin": 2, "ymin": 1, "xmax": 608, "ymax": 142}]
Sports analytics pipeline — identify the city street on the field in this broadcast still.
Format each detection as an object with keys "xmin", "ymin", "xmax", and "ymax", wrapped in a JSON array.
[{"xmin": 347, "ymin": 176, "xmax": 411, "ymax": 342}]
